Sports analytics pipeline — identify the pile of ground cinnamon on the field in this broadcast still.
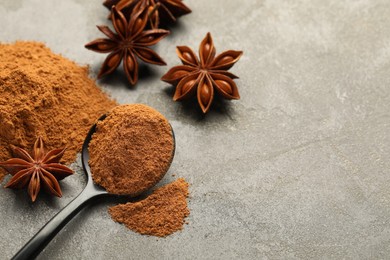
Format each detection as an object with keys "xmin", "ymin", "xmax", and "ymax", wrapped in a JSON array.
[
  {"xmin": 88, "ymin": 104, "xmax": 175, "ymax": 196},
  {"xmin": 109, "ymin": 178, "xmax": 190, "ymax": 237},
  {"xmin": 0, "ymin": 41, "xmax": 117, "ymax": 181}
]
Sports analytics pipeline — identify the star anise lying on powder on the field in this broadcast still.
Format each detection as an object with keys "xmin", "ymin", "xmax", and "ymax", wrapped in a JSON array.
[
  {"xmin": 85, "ymin": 6, "xmax": 169, "ymax": 85},
  {"xmin": 161, "ymin": 33, "xmax": 243, "ymax": 113},
  {"xmin": 0, "ymin": 137, "xmax": 73, "ymax": 202},
  {"xmin": 103, "ymin": 0, "xmax": 191, "ymax": 28}
]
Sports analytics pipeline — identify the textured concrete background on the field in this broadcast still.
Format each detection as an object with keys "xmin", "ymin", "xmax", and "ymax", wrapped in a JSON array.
[{"xmin": 1, "ymin": 0, "xmax": 390, "ymax": 259}]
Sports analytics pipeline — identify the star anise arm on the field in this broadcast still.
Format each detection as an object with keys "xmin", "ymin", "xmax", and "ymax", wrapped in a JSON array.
[
  {"xmin": 210, "ymin": 73, "xmax": 240, "ymax": 100},
  {"xmin": 28, "ymin": 171, "xmax": 40, "ymax": 202},
  {"xmin": 157, "ymin": 0, "xmax": 191, "ymax": 25},
  {"xmin": 111, "ymin": 6, "xmax": 128, "ymax": 39},
  {"xmin": 85, "ymin": 38, "xmax": 119, "ymax": 53},
  {"xmin": 11, "ymin": 146, "xmax": 34, "ymax": 162},
  {"xmin": 98, "ymin": 50, "xmax": 123, "ymax": 78},
  {"xmin": 161, "ymin": 0, "xmax": 192, "ymax": 16},
  {"xmin": 28, "ymin": 171, "xmax": 42, "ymax": 202},
  {"xmin": 97, "ymin": 25, "xmax": 120, "ymax": 41},
  {"xmin": 197, "ymin": 74, "xmax": 214, "ymax": 113},
  {"xmin": 33, "ymin": 137, "xmax": 46, "ymax": 161},
  {"xmin": 123, "ymin": 50, "xmax": 139, "ymax": 85},
  {"xmin": 43, "ymin": 163, "xmax": 74, "ymax": 180},
  {"xmin": 134, "ymin": 29, "xmax": 170, "ymax": 47},
  {"xmin": 42, "ymin": 148, "xmax": 66, "ymax": 164},
  {"xmin": 210, "ymin": 50, "xmax": 243, "ymax": 71},
  {"xmin": 148, "ymin": 2, "xmax": 160, "ymax": 29},
  {"xmin": 199, "ymin": 33, "xmax": 216, "ymax": 67},
  {"xmin": 41, "ymin": 168, "xmax": 63, "ymax": 197},
  {"xmin": 161, "ymin": 65, "xmax": 196, "ymax": 85},
  {"xmin": 173, "ymin": 73, "xmax": 201, "ymax": 101},
  {"xmin": 210, "ymin": 70, "xmax": 239, "ymax": 79},
  {"xmin": 158, "ymin": 3, "xmax": 177, "ymax": 23},
  {"xmin": 0, "ymin": 158, "xmax": 31, "ymax": 175},
  {"xmin": 103, "ymin": 0, "xmax": 121, "ymax": 9},
  {"xmin": 176, "ymin": 46, "xmax": 199, "ymax": 66},
  {"xmin": 116, "ymin": 0, "xmax": 137, "ymax": 11},
  {"xmin": 4, "ymin": 168, "xmax": 33, "ymax": 189},
  {"xmin": 133, "ymin": 46, "xmax": 167, "ymax": 65},
  {"xmin": 127, "ymin": 3, "xmax": 149, "ymax": 37}
]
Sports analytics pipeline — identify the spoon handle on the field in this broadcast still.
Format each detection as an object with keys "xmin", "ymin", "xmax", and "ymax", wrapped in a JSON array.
[{"xmin": 12, "ymin": 187, "xmax": 105, "ymax": 260}]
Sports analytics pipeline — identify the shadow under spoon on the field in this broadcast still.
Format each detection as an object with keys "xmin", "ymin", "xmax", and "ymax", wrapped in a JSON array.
[{"xmin": 12, "ymin": 114, "xmax": 175, "ymax": 260}]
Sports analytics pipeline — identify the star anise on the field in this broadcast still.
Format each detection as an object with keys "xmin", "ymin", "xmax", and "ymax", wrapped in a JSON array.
[
  {"xmin": 85, "ymin": 6, "xmax": 169, "ymax": 85},
  {"xmin": 103, "ymin": 0, "xmax": 191, "ymax": 28},
  {"xmin": 0, "ymin": 137, "xmax": 74, "ymax": 202},
  {"xmin": 161, "ymin": 32, "xmax": 243, "ymax": 113}
]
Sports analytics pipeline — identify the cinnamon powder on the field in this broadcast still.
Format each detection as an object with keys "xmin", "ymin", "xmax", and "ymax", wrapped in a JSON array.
[
  {"xmin": 88, "ymin": 104, "xmax": 174, "ymax": 196},
  {"xmin": 0, "ymin": 41, "xmax": 117, "ymax": 181},
  {"xmin": 109, "ymin": 178, "xmax": 190, "ymax": 237}
]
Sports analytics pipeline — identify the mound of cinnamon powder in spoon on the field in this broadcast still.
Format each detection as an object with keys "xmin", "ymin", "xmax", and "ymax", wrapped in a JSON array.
[
  {"xmin": 88, "ymin": 104, "xmax": 174, "ymax": 196},
  {"xmin": 0, "ymin": 41, "xmax": 117, "ymax": 181},
  {"xmin": 109, "ymin": 178, "xmax": 190, "ymax": 237}
]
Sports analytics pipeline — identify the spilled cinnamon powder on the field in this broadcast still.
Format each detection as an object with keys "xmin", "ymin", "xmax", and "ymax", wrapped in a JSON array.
[
  {"xmin": 0, "ymin": 41, "xmax": 117, "ymax": 181},
  {"xmin": 109, "ymin": 178, "xmax": 190, "ymax": 237},
  {"xmin": 88, "ymin": 104, "xmax": 175, "ymax": 196}
]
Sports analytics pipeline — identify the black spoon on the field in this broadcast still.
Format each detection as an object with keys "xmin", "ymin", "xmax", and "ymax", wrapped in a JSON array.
[{"xmin": 12, "ymin": 114, "xmax": 175, "ymax": 260}]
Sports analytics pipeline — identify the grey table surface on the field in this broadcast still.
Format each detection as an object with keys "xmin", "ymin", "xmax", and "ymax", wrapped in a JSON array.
[{"xmin": 1, "ymin": 0, "xmax": 390, "ymax": 259}]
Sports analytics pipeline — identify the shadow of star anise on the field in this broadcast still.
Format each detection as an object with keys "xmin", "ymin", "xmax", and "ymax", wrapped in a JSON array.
[
  {"xmin": 161, "ymin": 32, "xmax": 243, "ymax": 113},
  {"xmin": 0, "ymin": 137, "xmax": 74, "ymax": 202},
  {"xmin": 85, "ymin": 5, "xmax": 169, "ymax": 85},
  {"xmin": 103, "ymin": 0, "xmax": 191, "ymax": 29}
]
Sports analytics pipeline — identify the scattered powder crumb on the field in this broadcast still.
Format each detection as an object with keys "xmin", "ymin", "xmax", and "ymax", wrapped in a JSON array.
[{"xmin": 109, "ymin": 178, "xmax": 190, "ymax": 237}]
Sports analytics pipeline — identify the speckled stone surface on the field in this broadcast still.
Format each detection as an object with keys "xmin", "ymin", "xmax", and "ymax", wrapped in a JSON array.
[{"xmin": 1, "ymin": 0, "xmax": 390, "ymax": 259}]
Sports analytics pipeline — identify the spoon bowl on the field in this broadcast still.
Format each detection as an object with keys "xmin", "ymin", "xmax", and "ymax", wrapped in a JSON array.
[{"xmin": 12, "ymin": 113, "xmax": 175, "ymax": 260}]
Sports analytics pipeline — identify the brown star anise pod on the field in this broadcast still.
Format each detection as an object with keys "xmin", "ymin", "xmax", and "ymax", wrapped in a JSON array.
[
  {"xmin": 161, "ymin": 32, "xmax": 243, "ymax": 113},
  {"xmin": 103, "ymin": 0, "xmax": 191, "ymax": 28},
  {"xmin": 0, "ymin": 137, "xmax": 74, "ymax": 202},
  {"xmin": 85, "ymin": 6, "xmax": 169, "ymax": 85}
]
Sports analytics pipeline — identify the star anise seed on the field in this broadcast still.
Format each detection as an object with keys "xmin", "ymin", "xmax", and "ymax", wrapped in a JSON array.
[
  {"xmin": 0, "ymin": 137, "xmax": 74, "ymax": 202},
  {"xmin": 161, "ymin": 32, "xmax": 243, "ymax": 113},
  {"xmin": 103, "ymin": 0, "xmax": 191, "ymax": 29},
  {"xmin": 85, "ymin": 5, "xmax": 169, "ymax": 85}
]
